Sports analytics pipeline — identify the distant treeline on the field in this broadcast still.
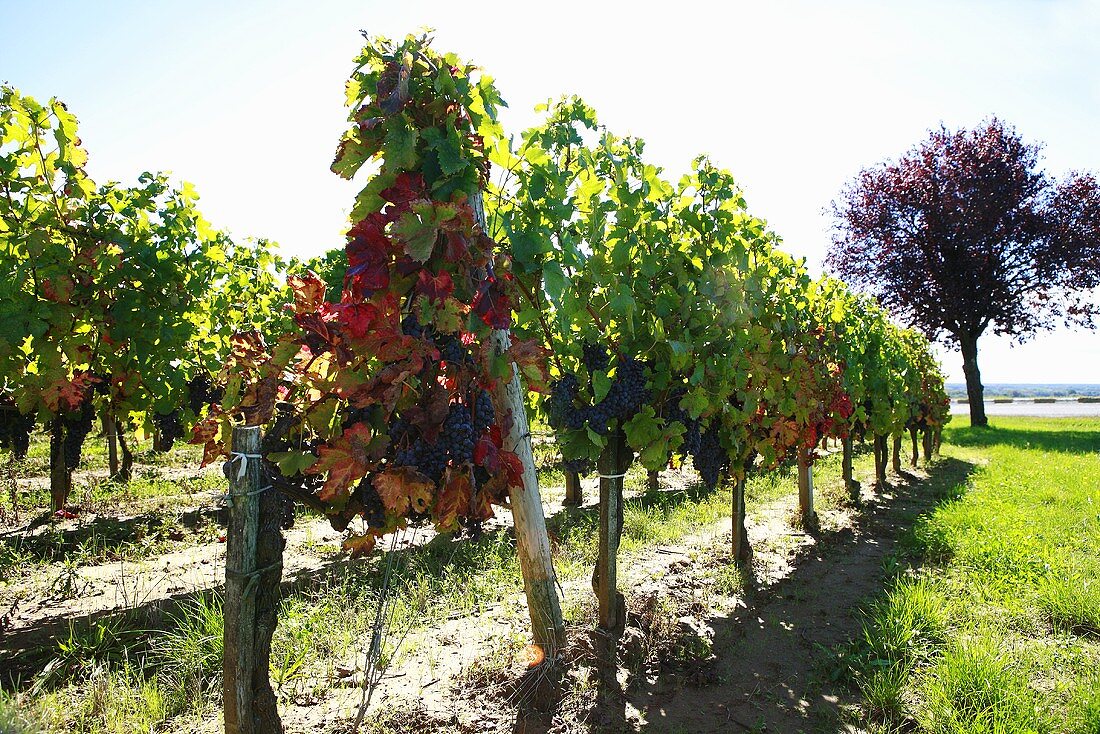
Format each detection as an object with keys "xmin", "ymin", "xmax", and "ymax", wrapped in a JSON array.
[{"xmin": 945, "ymin": 384, "xmax": 1100, "ymax": 399}]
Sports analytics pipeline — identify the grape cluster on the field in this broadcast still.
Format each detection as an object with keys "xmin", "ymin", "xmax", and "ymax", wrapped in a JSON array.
[
  {"xmin": 395, "ymin": 436, "xmax": 450, "ymax": 481},
  {"xmin": 0, "ymin": 406, "xmax": 36, "ymax": 460},
  {"xmin": 62, "ymin": 400, "xmax": 95, "ymax": 471},
  {"xmin": 665, "ymin": 396, "xmax": 701, "ymax": 458},
  {"xmin": 437, "ymin": 334, "xmax": 470, "ymax": 366},
  {"xmin": 547, "ymin": 375, "xmax": 585, "ymax": 430},
  {"xmin": 471, "ymin": 389, "xmax": 494, "ymax": 434},
  {"xmin": 187, "ymin": 374, "xmax": 223, "ymax": 414},
  {"xmin": 153, "ymin": 409, "xmax": 185, "ymax": 451},
  {"xmin": 581, "ymin": 341, "xmax": 610, "ymax": 372},
  {"xmin": 547, "ymin": 357, "xmax": 650, "ymax": 435},
  {"xmin": 586, "ymin": 357, "xmax": 649, "ymax": 434},
  {"xmin": 441, "ymin": 403, "xmax": 476, "ymax": 464},
  {"xmin": 691, "ymin": 423, "xmax": 726, "ymax": 490},
  {"xmin": 562, "ymin": 457, "xmax": 592, "ymax": 474},
  {"xmin": 401, "ymin": 313, "xmax": 425, "ymax": 338}
]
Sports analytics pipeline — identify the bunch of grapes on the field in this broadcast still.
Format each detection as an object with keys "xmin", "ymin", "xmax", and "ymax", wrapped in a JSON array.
[
  {"xmin": 153, "ymin": 409, "xmax": 185, "ymax": 451},
  {"xmin": 401, "ymin": 312, "xmax": 425, "ymax": 338},
  {"xmin": 471, "ymin": 389, "xmax": 494, "ymax": 434},
  {"xmin": 187, "ymin": 374, "xmax": 223, "ymax": 414},
  {"xmin": 0, "ymin": 406, "xmax": 36, "ymax": 460},
  {"xmin": 62, "ymin": 399, "xmax": 95, "ymax": 471},
  {"xmin": 666, "ymin": 397, "xmax": 702, "ymax": 459},
  {"xmin": 441, "ymin": 403, "xmax": 476, "ymax": 464},
  {"xmin": 437, "ymin": 333, "xmax": 470, "ymax": 366},
  {"xmin": 547, "ymin": 375, "xmax": 585, "ymax": 430},
  {"xmin": 562, "ymin": 457, "xmax": 592, "ymax": 474},
  {"xmin": 690, "ymin": 422, "xmax": 727, "ymax": 490},
  {"xmin": 585, "ymin": 357, "xmax": 649, "ymax": 435},
  {"xmin": 394, "ymin": 435, "xmax": 450, "ymax": 481},
  {"xmin": 581, "ymin": 341, "xmax": 610, "ymax": 372}
]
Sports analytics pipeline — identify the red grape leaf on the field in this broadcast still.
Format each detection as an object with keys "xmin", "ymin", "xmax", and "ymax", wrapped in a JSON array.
[
  {"xmin": 500, "ymin": 450, "xmax": 525, "ymax": 490},
  {"xmin": 434, "ymin": 470, "xmax": 472, "ymax": 532},
  {"xmin": 287, "ymin": 271, "xmax": 327, "ymax": 314},
  {"xmin": 416, "ymin": 269, "xmax": 454, "ymax": 303},
  {"xmin": 374, "ymin": 466, "xmax": 434, "ymax": 515},
  {"xmin": 507, "ymin": 338, "xmax": 550, "ymax": 393},
  {"xmin": 309, "ymin": 422, "xmax": 380, "ymax": 503}
]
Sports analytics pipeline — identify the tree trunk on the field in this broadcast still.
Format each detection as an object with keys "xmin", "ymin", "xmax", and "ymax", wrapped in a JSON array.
[
  {"xmin": 563, "ymin": 470, "xmax": 583, "ymax": 507},
  {"xmin": 646, "ymin": 469, "xmax": 659, "ymax": 494},
  {"xmin": 103, "ymin": 410, "xmax": 119, "ymax": 478},
  {"xmin": 873, "ymin": 434, "xmax": 888, "ymax": 488},
  {"xmin": 593, "ymin": 430, "xmax": 629, "ymax": 712},
  {"xmin": 959, "ymin": 333, "xmax": 987, "ymax": 427},
  {"xmin": 115, "ymin": 419, "xmax": 133, "ymax": 483},
  {"xmin": 922, "ymin": 429, "xmax": 933, "ymax": 463},
  {"xmin": 488, "ymin": 330, "xmax": 566, "ymax": 658},
  {"xmin": 49, "ymin": 418, "xmax": 72, "ymax": 512},
  {"xmin": 731, "ymin": 476, "xmax": 751, "ymax": 566},
  {"xmin": 910, "ymin": 426, "xmax": 919, "ymax": 467},
  {"xmin": 842, "ymin": 435, "xmax": 858, "ymax": 501},
  {"xmin": 933, "ymin": 427, "xmax": 942, "ymax": 457},
  {"xmin": 891, "ymin": 434, "xmax": 902, "ymax": 473}
]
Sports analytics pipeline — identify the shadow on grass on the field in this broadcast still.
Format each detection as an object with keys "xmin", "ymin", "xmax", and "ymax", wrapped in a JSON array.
[
  {"xmin": 944, "ymin": 423, "xmax": 1100, "ymax": 454},
  {"xmin": 634, "ymin": 455, "xmax": 977, "ymax": 734}
]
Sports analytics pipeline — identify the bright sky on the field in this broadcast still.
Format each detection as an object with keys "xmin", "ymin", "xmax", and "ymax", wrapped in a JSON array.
[{"xmin": 2, "ymin": 0, "xmax": 1099, "ymax": 384}]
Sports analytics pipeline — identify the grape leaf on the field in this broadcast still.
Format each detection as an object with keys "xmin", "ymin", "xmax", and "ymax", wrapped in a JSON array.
[{"xmin": 374, "ymin": 466, "xmax": 434, "ymax": 514}]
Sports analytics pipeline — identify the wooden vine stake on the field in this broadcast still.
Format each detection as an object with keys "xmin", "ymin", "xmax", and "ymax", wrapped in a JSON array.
[
  {"xmin": 910, "ymin": 427, "xmax": 920, "ymax": 467},
  {"xmin": 48, "ymin": 418, "xmax": 71, "ymax": 512},
  {"xmin": 488, "ymin": 329, "xmax": 566, "ymax": 658},
  {"xmin": 891, "ymin": 434, "xmax": 902, "ymax": 473},
  {"xmin": 593, "ymin": 429, "xmax": 629, "ymax": 708},
  {"xmin": 873, "ymin": 434, "xmax": 888, "ymax": 488},
  {"xmin": 223, "ymin": 425, "xmax": 284, "ymax": 734},
  {"xmin": 102, "ymin": 410, "xmax": 119, "ymax": 478},
  {"xmin": 922, "ymin": 428, "xmax": 933, "ymax": 463},
  {"xmin": 732, "ymin": 476, "xmax": 750, "ymax": 565},
  {"xmin": 797, "ymin": 447, "xmax": 814, "ymax": 525},
  {"xmin": 563, "ymin": 470, "xmax": 583, "ymax": 506},
  {"xmin": 842, "ymin": 435, "xmax": 858, "ymax": 501}
]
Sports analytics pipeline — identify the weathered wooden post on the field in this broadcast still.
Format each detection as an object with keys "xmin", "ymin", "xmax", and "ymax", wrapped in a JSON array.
[
  {"xmin": 873, "ymin": 434, "xmax": 888, "ymax": 488},
  {"xmin": 593, "ymin": 430, "xmax": 629, "ymax": 707},
  {"xmin": 797, "ymin": 447, "xmax": 814, "ymax": 525},
  {"xmin": 842, "ymin": 435, "xmax": 858, "ymax": 500},
  {"xmin": 223, "ymin": 425, "xmax": 284, "ymax": 734},
  {"xmin": 891, "ymin": 434, "xmax": 902, "ymax": 473},
  {"xmin": 48, "ymin": 418, "xmax": 71, "ymax": 512},
  {"xmin": 489, "ymin": 330, "xmax": 566, "ymax": 658},
  {"xmin": 102, "ymin": 410, "xmax": 119, "ymax": 478},
  {"xmin": 563, "ymin": 470, "xmax": 583, "ymax": 506}
]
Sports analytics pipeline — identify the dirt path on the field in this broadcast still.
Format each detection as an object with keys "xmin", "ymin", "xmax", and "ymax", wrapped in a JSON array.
[{"xmin": 631, "ymin": 467, "xmax": 963, "ymax": 734}]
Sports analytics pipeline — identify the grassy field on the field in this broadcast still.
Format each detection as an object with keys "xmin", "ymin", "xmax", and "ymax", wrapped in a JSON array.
[
  {"xmin": 2, "ymin": 418, "xmax": 1097, "ymax": 732},
  {"xmin": 838, "ymin": 417, "xmax": 1100, "ymax": 733}
]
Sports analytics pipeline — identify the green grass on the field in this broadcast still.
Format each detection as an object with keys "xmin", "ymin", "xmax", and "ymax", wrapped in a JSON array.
[{"xmin": 842, "ymin": 417, "xmax": 1100, "ymax": 733}]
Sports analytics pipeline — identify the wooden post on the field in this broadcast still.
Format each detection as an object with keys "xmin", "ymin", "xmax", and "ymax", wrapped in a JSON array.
[
  {"xmin": 873, "ymin": 434, "xmax": 887, "ymax": 488},
  {"xmin": 910, "ymin": 426, "xmax": 919, "ymax": 467},
  {"xmin": 224, "ymin": 426, "xmax": 262, "ymax": 734},
  {"xmin": 563, "ymin": 470, "xmax": 583, "ymax": 507},
  {"xmin": 593, "ymin": 430, "xmax": 629, "ymax": 708},
  {"xmin": 646, "ymin": 469, "xmax": 659, "ymax": 494},
  {"xmin": 731, "ymin": 473, "xmax": 753, "ymax": 565},
  {"xmin": 48, "ymin": 417, "xmax": 72, "ymax": 512},
  {"xmin": 933, "ymin": 427, "xmax": 942, "ymax": 457},
  {"xmin": 488, "ymin": 330, "xmax": 566, "ymax": 658},
  {"xmin": 797, "ymin": 447, "xmax": 814, "ymax": 525},
  {"xmin": 115, "ymin": 418, "xmax": 133, "ymax": 483},
  {"xmin": 922, "ymin": 429, "xmax": 933, "ymax": 463},
  {"xmin": 891, "ymin": 434, "xmax": 902, "ymax": 473},
  {"xmin": 103, "ymin": 410, "xmax": 119, "ymax": 478},
  {"xmin": 842, "ymin": 435, "xmax": 857, "ymax": 500}
]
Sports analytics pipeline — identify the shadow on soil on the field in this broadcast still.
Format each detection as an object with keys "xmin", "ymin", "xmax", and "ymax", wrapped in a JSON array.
[{"xmin": 627, "ymin": 456, "xmax": 976, "ymax": 734}]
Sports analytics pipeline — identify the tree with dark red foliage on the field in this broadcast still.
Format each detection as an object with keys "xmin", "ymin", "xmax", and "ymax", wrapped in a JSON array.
[{"xmin": 828, "ymin": 119, "xmax": 1100, "ymax": 426}]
